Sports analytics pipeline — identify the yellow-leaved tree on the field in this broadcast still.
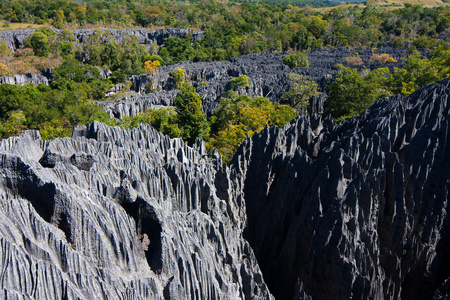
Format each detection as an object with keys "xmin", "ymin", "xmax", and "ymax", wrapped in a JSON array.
[
  {"xmin": 144, "ymin": 60, "xmax": 161, "ymax": 75},
  {"xmin": 144, "ymin": 60, "xmax": 161, "ymax": 92}
]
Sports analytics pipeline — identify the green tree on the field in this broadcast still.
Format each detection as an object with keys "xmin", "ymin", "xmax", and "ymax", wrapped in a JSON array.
[
  {"xmin": 30, "ymin": 31, "xmax": 49, "ymax": 57},
  {"xmin": 51, "ymin": 59, "xmax": 101, "ymax": 88},
  {"xmin": 172, "ymin": 68, "xmax": 186, "ymax": 89},
  {"xmin": 58, "ymin": 41, "xmax": 76, "ymax": 59},
  {"xmin": 389, "ymin": 50, "xmax": 446, "ymax": 96},
  {"xmin": 0, "ymin": 110, "xmax": 27, "ymax": 138},
  {"xmin": 174, "ymin": 85, "xmax": 209, "ymax": 145},
  {"xmin": 229, "ymin": 74, "xmax": 250, "ymax": 91},
  {"xmin": 325, "ymin": 65, "xmax": 391, "ymax": 122},
  {"xmin": 208, "ymin": 92, "xmax": 296, "ymax": 163},
  {"xmin": 283, "ymin": 52, "xmax": 309, "ymax": 68},
  {"xmin": 120, "ymin": 107, "xmax": 181, "ymax": 138},
  {"xmin": 282, "ymin": 74, "xmax": 321, "ymax": 114}
]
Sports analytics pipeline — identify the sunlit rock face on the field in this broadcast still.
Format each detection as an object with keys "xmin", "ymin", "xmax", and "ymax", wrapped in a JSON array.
[
  {"xmin": 230, "ymin": 78, "xmax": 450, "ymax": 299},
  {"xmin": 0, "ymin": 45, "xmax": 448, "ymax": 299},
  {"xmin": 0, "ymin": 73, "xmax": 49, "ymax": 86},
  {"xmin": 0, "ymin": 122, "xmax": 271, "ymax": 299}
]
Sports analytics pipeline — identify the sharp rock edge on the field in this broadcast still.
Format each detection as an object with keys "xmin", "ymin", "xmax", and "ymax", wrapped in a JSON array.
[
  {"xmin": 99, "ymin": 46, "xmax": 408, "ymax": 118},
  {"xmin": 0, "ymin": 28, "xmax": 204, "ymax": 51},
  {"xmin": 230, "ymin": 77, "xmax": 450, "ymax": 300},
  {"xmin": 0, "ymin": 122, "xmax": 272, "ymax": 299}
]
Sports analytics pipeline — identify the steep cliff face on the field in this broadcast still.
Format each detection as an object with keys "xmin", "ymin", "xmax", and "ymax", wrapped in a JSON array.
[
  {"xmin": 0, "ymin": 41, "xmax": 447, "ymax": 300},
  {"xmin": 230, "ymin": 78, "xmax": 450, "ymax": 299},
  {"xmin": 0, "ymin": 122, "xmax": 271, "ymax": 299},
  {"xmin": 100, "ymin": 46, "xmax": 406, "ymax": 118},
  {"xmin": 0, "ymin": 29, "xmax": 33, "ymax": 50},
  {"xmin": 72, "ymin": 28, "xmax": 204, "ymax": 46},
  {"xmin": 0, "ymin": 28, "xmax": 204, "ymax": 51}
]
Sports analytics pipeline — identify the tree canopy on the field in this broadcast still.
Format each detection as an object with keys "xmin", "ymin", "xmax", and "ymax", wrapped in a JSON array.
[{"xmin": 282, "ymin": 74, "xmax": 321, "ymax": 114}]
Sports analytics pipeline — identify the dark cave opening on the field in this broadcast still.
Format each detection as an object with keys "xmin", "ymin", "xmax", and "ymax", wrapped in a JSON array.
[{"xmin": 120, "ymin": 197, "xmax": 163, "ymax": 273}]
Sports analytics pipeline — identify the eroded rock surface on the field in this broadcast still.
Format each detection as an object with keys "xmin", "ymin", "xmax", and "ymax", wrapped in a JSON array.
[
  {"xmin": 230, "ymin": 77, "xmax": 450, "ymax": 299},
  {"xmin": 0, "ymin": 72, "xmax": 49, "ymax": 85},
  {"xmin": 0, "ymin": 28, "xmax": 204, "ymax": 51},
  {"xmin": 0, "ymin": 122, "xmax": 271, "ymax": 299},
  {"xmin": 100, "ymin": 46, "xmax": 407, "ymax": 118},
  {"xmin": 0, "ymin": 43, "xmax": 448, "ymax": 300}
]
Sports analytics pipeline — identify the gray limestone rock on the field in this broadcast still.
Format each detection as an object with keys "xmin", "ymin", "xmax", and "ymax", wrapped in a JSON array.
[
  {"xmin": 0, "ymin": 38, "xmax": 446, "ymax": 300},
  {"xmin": 229, "ymin": 77, "xmax": 450, "ymax": 299},
  {"xmin": 0, "ymin": 29, "xmax": 34, "ymax": 50},
  {"xmin": 100, "ymin": 46, "xmax": 407, "ymax": 118},
  {"xmin": 0, "ymin": 73, "xmax": 49, "ymax": 85},
  {"xmin": 0, "ymin": 28, "xmax": 204, "ymax": 51},
  {"xmin": 0, "ymin": 122, "xmax": 272, "ymax": 299}
]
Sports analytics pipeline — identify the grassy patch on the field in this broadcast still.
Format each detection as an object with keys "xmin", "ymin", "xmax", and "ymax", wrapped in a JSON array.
[{"xmin": 0, "ymin": 22, "xmax": 48, "ymax": 30}]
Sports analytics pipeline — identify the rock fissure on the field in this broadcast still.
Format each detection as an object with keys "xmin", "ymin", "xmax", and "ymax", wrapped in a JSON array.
[{"xmin": 0, "ymin": 72, "xmax": 448, "ymax": 300}]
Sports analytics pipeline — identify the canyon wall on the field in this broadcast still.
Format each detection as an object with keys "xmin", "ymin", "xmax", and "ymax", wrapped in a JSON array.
[
  {"xmin": 229, "ymin": 77, "xmax": 450, "ymax": 299},
  {"xmin": 0, "ymin": 122, "xmax": 271, "ymax": 299},
  {"xmin": 100, "ymin": 46, "xmax": 407, "ymax": 118},
  {"xmin": 0, "ymin": 28, "xmax": 204, "ymax": 51}
]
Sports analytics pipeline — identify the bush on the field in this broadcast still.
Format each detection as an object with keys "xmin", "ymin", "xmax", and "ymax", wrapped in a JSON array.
[
  {"xmin": 369, "ymin": 53, "xmax": 397, "ymax": 64},
  {"xmin": 283, "ymin": 52, "xmax": 309, "ymax": 68},
  {"xmin": 30, "ymin": 31, "xmax": 49, "ymax": 57},
  {"xmin": 325, "ymin": 65, "xmax": 392, "ymax": 122},
  {"xmin": 344, "ymin": 56, "xmax": 363, "ymax": 66},
  {"xmin": 207, "ymin": 93, "xmax": 296, "ymax": 163},
  {"xmin": 282, "ymin": 74, "xmax": 321, "ymax": 114},
  {"xmin": 393, "ymin": 37, "xmax": 405, "ymax": 48},
  {"xmin": 413, "ymin": 36, "xmax": 437, "ymax": 49},
  {"xmin": 229, "ymin": 74, "xmax": 250, "ymax": 91}
]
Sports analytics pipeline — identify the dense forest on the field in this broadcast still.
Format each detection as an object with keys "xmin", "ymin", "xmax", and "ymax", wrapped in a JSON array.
[{"xmin": 0, "ymin": 0, "xmax": 450, "ymax": 162}]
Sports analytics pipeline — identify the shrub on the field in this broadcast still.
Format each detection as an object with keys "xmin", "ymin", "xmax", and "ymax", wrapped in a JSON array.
[
  {"xmin": 282, "ymin": 74, "xmax": 321, "ymax": 114},
  {"xmin": 283, "ymin": 52, "xmax": 309, "ymax": 68},
  {"xmin": 0, "ymin": 63, "xmax": 11, "ymax": 76},
  {"xmin": 172, "ymin": 68, "xmax": 186, "ymax": 89},
  {"xmin": 229, "ymin": 74, "xmax": 250, "ymax": 90},
  {"xmin": 369, "ymin": 53, "xmax": 397, "ymax": 64},
  {"xmin": 344, "ymin": 56, "xmax": 363, "ymax": 66},
  {"xmin": 413, "ymin": 36, "xmax": 437, "ymax": 49},
  {"xmin": 393, "ymin": 37, "xmax": 405, "ymax": 48},
  {"xmin": 144, "ymin": 60, "xmax": 161, "ymax": 75}
]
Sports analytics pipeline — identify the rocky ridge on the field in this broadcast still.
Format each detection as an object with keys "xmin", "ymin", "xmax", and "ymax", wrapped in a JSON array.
[
  {"xmin": 0, "ymin": 68, "xmax": 448, "ymax": 300},
  {"xmin": 0, "ymin": 72, "xmax": 49, "ymax": 85},
  {"xmin": 229, "ymin": 77, "xmax": 450, "ymax": 299},
  {"xmin": 0, "ymin": 28, "xmax": 204, "ymax": 51},
  {"xmin": 100, "ymin": 46, "xmax": 407, "ymax": 118},
  {"xmin": 0, "ymin": 122, "xmax": 271, "ymax": 299}
]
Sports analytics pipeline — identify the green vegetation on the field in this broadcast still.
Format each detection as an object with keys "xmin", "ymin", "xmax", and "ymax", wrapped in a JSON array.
[
  {"xmin": 282, "ymin": 74, "xmax": 321, "ymax": 114},
  {"xmin": 325, "ymin": 47, "xmax": 450, "ymax": 121},
  {"xmin": 1, "ymin": 0, "xmax": 450, "ymax": 163},
  {"xmin": 325, "ymin": 66, "xmax": 391, "ymax": 121},
  {"xmin": 121, "ymin": 78, "xmax": 297, "ymax": 163},
  {"xmin": 0, "ymin": 82, "xmax": 113, "ymax": 140},
  {"xmin": 230, "ymin": 75, "xmax": 250, "ymax": 91},
  {"xmin": 283, "ymin": 52, "xmax": 310, "ymax": 68},
  {"xmin": 121, "ymin": 107, "xmax": 181, "ymax": 138},
  {"xmin": 30, "ymin": 31, "xmax": 49, "ymax": 57},
  {"xmin": 174, "ymin": 85, "xmax": 210, "ymax": 145},
  {"xmin": 172, "ymin": 68, "xmax": 186, "ymax": 89},
  {"xmin": 0, "ymin": 0, "xmax": 448, "ymax": 57},
  {"xmin": 207, "ymin": 91, "xmax": 297, "ymax": 162}
]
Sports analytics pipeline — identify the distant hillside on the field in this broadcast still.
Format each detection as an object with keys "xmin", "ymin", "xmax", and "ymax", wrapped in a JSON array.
[
  {"xmin": 318, "ymin": 0, "xmax": 447, "ymax": 12},
  {"xmin": 227, "ymin": 0, "xmax": 339, "ymax": 7},
  {"xmin": 366, "ymin": 0, "xmax": 446, "ymax": 7}
]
